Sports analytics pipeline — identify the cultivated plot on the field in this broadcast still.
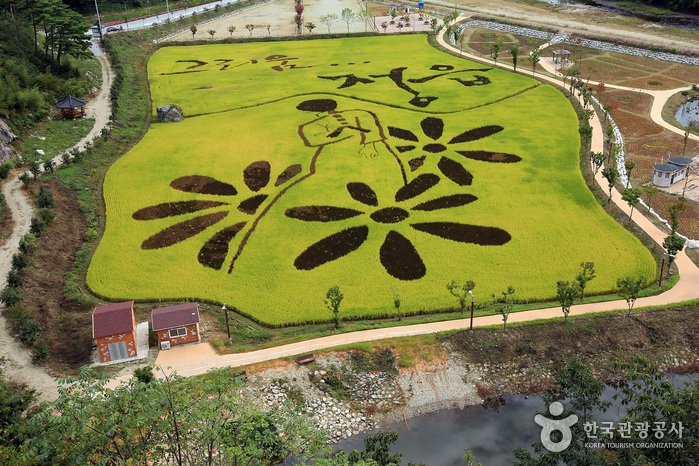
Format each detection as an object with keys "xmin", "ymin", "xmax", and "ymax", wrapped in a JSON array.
[{"xmin": 88, "ymin": 35, "xmax": 655, "ymax": 325}]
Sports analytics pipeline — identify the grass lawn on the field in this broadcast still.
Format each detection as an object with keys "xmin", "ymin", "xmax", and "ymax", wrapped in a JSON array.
[
  {"xmin": 19, "ymin": 118, "xmax": 95, "ymax": 164},
  {"xmin": 88, "ymin": 34, "xmax": 655, "ymax": 326}
]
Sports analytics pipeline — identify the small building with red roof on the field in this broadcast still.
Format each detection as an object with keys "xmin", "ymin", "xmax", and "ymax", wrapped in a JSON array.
[
  {"xmin": 92, "ymin": 301, "xmax": 138, "ymax": 363},
  {"xmin": 151, "ymin": 303, "xmax": 201, "ymax": 349}
]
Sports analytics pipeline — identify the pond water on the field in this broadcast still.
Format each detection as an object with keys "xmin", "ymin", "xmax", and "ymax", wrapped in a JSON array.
[
  {"xmin": 676, "ymin": 99, "xmax": 699, "ymax": 128},
  {"xmin": 333, "ymin": 373, "xmax": 696, "ymax": 465}
]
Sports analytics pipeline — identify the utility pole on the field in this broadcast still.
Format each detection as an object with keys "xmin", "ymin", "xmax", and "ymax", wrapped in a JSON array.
[{"xmin": 94, "ymin": 0, "xmax": 103, "ymax": 40}]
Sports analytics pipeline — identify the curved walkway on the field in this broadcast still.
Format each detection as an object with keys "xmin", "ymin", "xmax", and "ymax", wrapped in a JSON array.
[
  {"xmin": 140, "ymin": 25, "xmax": 699, "ymax": 383},
  {"xmin": 0, "ymin": 40, "xmax": 113, "ymax": 402}
]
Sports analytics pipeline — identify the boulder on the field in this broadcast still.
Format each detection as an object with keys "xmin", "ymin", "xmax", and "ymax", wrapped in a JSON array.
[
  {"xmin": 0, "ymin": 118, "xmax": 17, "ymax": 163},
  {"xmin": 156, "ymin": 104, "xmax": 184, "ymax": 123}
]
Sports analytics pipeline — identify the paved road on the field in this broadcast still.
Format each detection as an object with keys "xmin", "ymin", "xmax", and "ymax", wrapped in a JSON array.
[{"xmin": 98, "ymin": 0, "xmax": 245, "ymax": 34}]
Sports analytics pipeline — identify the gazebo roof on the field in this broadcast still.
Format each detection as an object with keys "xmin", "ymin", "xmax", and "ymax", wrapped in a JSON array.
[
  {"xmin": 56, "ymin": 95, "xmax": 86, "ymax": 109},
  {"xmin": 552, "ymin": 49, "xmax": 571, "ymax": 55}
]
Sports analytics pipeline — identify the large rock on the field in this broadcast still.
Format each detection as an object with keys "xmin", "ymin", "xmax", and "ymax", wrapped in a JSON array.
[
  {"xmin": 156, "ymin": 104, "xmax": 184, "ymax": 123},
  {"xmin": 0, "ymin": 118, "xmax": 16, "ymax": 163}
]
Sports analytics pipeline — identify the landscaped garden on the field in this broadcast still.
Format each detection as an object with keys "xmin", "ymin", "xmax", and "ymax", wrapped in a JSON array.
[{"xmin": 87, "ymin": 34, "xmax": 655, "ymax": 326}]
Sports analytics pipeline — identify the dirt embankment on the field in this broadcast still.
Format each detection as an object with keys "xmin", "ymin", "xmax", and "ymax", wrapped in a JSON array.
[{"xmin": 17, "ymin": 180, "xmax": 92, "ymax": 374}]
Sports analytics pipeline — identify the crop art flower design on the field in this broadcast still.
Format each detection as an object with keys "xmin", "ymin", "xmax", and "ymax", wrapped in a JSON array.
[
  {"xmin": 133, "ymin": 161, "xmax": 302, "ymax": 270},
  {"xmin": 388, "ymin": 116, "xmax": 521, "ymax": 185},
  {"xmin": 285, "ymin": 175, "xmax": 511, "ymax": 280}
]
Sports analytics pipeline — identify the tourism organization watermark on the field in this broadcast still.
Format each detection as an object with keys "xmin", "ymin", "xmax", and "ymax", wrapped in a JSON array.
[{"xmin": 535, "ymin": 402, "xmax": 685, "ymax": 452}]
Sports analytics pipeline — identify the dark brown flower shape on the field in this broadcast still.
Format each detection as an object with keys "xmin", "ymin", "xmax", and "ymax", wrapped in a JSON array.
[
  {"xmin": 133, "ymin": 161, "xmax": 302, "ymax": 270},
  {"xmin": 285, "ymin": 175, "xmax": 510, "ymax": 281},
  {"xmin": 388, "ymin": 117, "xmax": 521, "ymax": 185}
]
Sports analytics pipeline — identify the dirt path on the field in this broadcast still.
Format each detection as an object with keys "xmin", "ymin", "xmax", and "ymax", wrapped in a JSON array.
[{"xmin": 0, "ymin": 40, "xmax": 113, "ymax": 402}]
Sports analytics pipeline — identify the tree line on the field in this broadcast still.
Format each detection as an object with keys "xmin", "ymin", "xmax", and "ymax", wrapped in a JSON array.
[{"xmin": 0, "ymin": 0, "xmax": 91, "ymax": 128}]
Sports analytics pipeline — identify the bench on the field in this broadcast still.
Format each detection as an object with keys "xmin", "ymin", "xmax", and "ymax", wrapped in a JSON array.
[{"xmin": 296, "ymin": 354, "xmax": 315, "ymax": 365}]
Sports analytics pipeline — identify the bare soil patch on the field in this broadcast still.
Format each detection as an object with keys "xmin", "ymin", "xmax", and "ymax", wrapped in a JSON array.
[
  {"xmin": 619, "ymin": 75, "xmax": 688, "ymax": 90},
  {"xmin": 20, "ymin": 179, "xmax": 91, "ymax": 373},
  {"xmin": 609, "ymin": 111, "xmax": 662, "ymax": 138},
  {"xmin": 605, "ymin": 90, "xmax": 653, "ymax": 114},
  {"xmin": 651, "ymin": 194, "xmax": 699, "ymax": 239}
]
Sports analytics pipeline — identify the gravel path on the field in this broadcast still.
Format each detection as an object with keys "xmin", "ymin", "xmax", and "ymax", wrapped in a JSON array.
[{"xmin": 0, "ymin": 39, "xmax": 113, "ymax": 403}]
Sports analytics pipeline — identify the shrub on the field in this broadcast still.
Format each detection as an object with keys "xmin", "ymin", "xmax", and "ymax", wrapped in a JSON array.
[
  {"xmin": 39, "ymin": 208, "xmax": 55, "ymax": 225},
  {"xmin": 37, "ymin": 185, "xmax": 54, "ymax": 208},
  {"xmin": 19, "ymin": 319, "xmax": 41, "ymax": 342},
  {"xmin": 6, "ymin": 269, "xmax": 23, "ymax": 288},
  {"xmin": 0, "ymin": 163, "xmax": 11, "ymax": 179},
  {"xmin": 18, "ymin": 173, "xmax": 30, "ymax": 185},
  {"xmin": 11, "ymin": 252, "xmax": 28, "ymax": 270},
  {"xmin": 133, "ymin": 366, "xmax": 155, "ymax": 384},
  {"xmin": 349, "ymin": 350, "xmax": 372, "ymax": 372},
  {"xmin": 32, "ymin": 342, "xmax": 50, "ymax": 361},
  {"xmin": 0, "ymin": 287, "xmax": 24, "ymax": 307},
  {"xmin": 372, "ymin": 348, "xmax": 397, "ymax": 375},
  {"xmin": 29, "ymin": 217, "xmax": 44, "ymax": 236},
  {"xmin": 18, "ymin": 234, "xmax": 36, "ymax": 254}
]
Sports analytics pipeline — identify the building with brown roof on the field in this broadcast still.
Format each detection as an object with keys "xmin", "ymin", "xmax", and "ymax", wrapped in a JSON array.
[
  {"xmin": 151, "ymin": 303, "xmax": 201, "ymax": 349},
  {"xmin": 92, "ymin": 301, "xmax": 138, "ymax": 363}
]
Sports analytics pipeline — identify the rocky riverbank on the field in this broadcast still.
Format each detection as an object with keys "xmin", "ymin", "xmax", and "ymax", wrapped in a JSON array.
[
  {"xmin": 242, "ymin": 307, "xmax": 699, "ymax": 444},
  {"xmin": 243, "ymin": 348, "xmax": 485, "ymax": 443}
]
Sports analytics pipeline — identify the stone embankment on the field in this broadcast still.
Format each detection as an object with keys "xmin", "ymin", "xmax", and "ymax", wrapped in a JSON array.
[
  {"xmin": 461, "ymin": 19, "xmax": 699, "ymax": 66},
  {"xmin": 245, "ymin": 351, "xmax": 483, "ymax": 442}
]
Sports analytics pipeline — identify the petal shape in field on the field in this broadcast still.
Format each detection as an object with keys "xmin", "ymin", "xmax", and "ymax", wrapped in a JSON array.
[
  {"xmin": 243, "ymin": 161, "xmax": 271, "ymax": 192},
  {"xmin": 411, "ymin": 194, "xmax": 477, "ymax": 211},
  {"xmin": 370, "ymin": 207, "xmax": 410, "ymax": 224},
  {"xmin": 275, "ymin": 164, "xmax": 303, "ymax": 186},
  {"xmin": 421, "ymin": 117, "xmax": 444, "ymax": 140},
  {"xmin": 388, "ymin": 126, "xmax": 419, "ymax": 142},
  {"xmin": 455, "ymin": 150, "xmax": 522, "ymax": 163},
  {"xmin": 133, "ymin": 200, "xmax": 228, "ymax": 220},
  {"xmin": 395, "ymin": 173, "xmax": 440, "ymax": 202},
  {"xmin": 448, "ymin": 125, "xmax": 503, "ymax": 144},
  {"xmin": 396, "ymin": 145, "xmax": 416, "ymax": 153},
  {"xmin": 410, "ymin": 222, "xmax": 511, "ymax": 245},
  {"xmin": 285, "ymin": 206, "xmax": 364, "ymax": 222},
  {"xmin": 141, "ymin": 211, "xmax": 228, "ymax": 250},
  {"xmin": 438, "ymin": 157, "xmax": 473, "ymax": 186},
  {"xmin": 170, "ymin": 176, "xmax": 237, "ymax": 196},
  {"xmin": 237, "ymin": 194, "xmax": 268, "ymax": 215},
  {"xmin": 408, "ymin": 156, "xmax": 426, "ymax": 171},
  {"xmin": 294, "ymin": 226, "xmax": 369, "ymax": 270},
  {"xmin": 198, "ymin": 222, "xmax": 247, "ymax": 269},
  {"xmin": 379, "ymin": 230, "xmax": 425, "ymax": 280},
  {"xmin": 347, "ymin": 182, "xmax": 379, "ymax": 206}
]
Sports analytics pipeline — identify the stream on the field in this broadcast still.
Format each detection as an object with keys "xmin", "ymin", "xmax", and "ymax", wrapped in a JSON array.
[{"xmin": 334, "ymin": 373, "xmax": 696, "ymax": 465}]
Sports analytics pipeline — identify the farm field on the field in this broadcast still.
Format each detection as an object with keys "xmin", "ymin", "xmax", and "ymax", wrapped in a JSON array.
[{"xmin": 88, "ymin": 35, "xmax": 655, "ymax": 326}]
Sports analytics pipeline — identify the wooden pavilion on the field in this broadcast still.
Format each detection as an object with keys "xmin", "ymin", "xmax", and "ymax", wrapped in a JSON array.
[
  {"xmin": 55, "ymin": 95, "xmax": 86, "ymax": 119},
  {"xmin": 551, "ymin": 49, "xmax": 571, "ymax": 65}
]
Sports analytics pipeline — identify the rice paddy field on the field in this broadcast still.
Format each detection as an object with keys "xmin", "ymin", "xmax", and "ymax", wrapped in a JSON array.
[{"xmin": 87, "ymin": 35, "xmax": 655, "ymax": 326}]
